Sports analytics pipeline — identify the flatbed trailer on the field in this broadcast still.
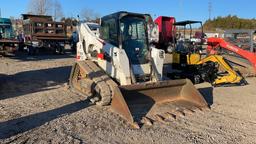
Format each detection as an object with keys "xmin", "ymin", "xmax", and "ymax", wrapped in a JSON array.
[{"xmin": 22, "ymin": 14, "xmax": 69, "ymax": 54}]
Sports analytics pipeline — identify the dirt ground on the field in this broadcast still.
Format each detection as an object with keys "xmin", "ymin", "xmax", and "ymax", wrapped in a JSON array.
[{"xmin": 0, "ymin": 53, "xmax": 256, "ymax": 144}]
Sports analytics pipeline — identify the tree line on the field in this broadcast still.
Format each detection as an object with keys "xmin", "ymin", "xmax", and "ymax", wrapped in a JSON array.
[{"xmin": 204, "ymin": 15, "xmax": 256, "ymax": 31}]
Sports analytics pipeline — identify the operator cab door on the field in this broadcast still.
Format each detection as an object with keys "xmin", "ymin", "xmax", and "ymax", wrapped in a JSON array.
[
  {"xmin": 119, "ymin": 16, "xmax": 151, "ymax": 81},
  {"xmin": 100, "ymin": 18, "xmax": 132, "ymax": 85}
]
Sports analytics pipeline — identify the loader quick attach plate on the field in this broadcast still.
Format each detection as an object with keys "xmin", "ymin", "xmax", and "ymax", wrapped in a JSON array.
[{"xmin": 110, "ymin": 79, "xmax": 209, "ymax": 128}]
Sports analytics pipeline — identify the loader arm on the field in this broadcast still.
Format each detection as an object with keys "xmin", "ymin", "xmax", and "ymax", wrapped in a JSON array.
[
  {"xmin": 207, "ymin": 37, "xmax": 256, "ymax": 71},
  {"xmin": 196, "ymin": 55, "xmax": 244, "ymax": 85},
  {"xmin": 76, "ymin": 22, "xmax": 104, "ymax": 61}
]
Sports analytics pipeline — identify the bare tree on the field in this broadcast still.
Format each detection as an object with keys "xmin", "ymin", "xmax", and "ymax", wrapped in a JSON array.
[
  {"xmin": 27, "ymin": 0, "xmax": 52, "ymax": 15},
  {"xmin": 53, "ymin": 0, "xmax": 64, "ymax": 21},
  {"xmin": 80, "ymin": 8, "xmax": 100, "ymax": 21}
]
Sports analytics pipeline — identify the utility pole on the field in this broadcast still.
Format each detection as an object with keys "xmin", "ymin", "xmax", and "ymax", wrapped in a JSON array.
[
  {"xmin": 208, "ymin": 1, "xmax": 212, "ymax": 20},
  {"xmin": 0, "ymin": 8, "xmax": 2, "ymax": 18},
  {"xmin": 53, "ymin": 0, "xmax": 57, "ymax": 21}
]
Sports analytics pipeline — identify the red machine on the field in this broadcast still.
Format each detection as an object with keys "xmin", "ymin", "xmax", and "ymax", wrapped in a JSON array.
[
  {"xmin": 207, "ymin": 37, "xmax": 256, "ymax": 76},
  {"xmin": 154, "ymin": 16, "xmax": 176, "ymax": 51}
]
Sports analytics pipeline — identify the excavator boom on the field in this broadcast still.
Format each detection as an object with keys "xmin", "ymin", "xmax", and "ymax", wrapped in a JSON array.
[
  {"xmin": 207, "ymin": 37, "xmax": 256, "ymax": 76},
  {"xmin": 196, "ymin": 55, "xmax": 246, "ymax": 86}
]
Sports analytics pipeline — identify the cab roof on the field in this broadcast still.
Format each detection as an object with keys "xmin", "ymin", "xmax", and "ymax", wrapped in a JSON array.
[
  {"xmin": 101, "ymin": 11, "xmax": 147, "ymax": 21},
  {"xmin": 174, "ymin": 20, "xmax": 202, "ymax": 26}
]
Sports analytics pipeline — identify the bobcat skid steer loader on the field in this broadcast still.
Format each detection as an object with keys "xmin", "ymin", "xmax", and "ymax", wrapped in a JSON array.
[{"xmin": 69, "ymin": 11, "xmax": 209, "ymax": 128}]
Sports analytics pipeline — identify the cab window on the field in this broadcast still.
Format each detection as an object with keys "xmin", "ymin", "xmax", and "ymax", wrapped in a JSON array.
[{"xmin": 100, "ymin": 19, "xmax": 118, "ymax": 46}]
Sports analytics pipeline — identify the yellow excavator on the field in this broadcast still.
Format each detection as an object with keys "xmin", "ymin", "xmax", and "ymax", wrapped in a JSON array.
[
  {"xmin": 172, "ymin": 52, "xmax": 245, "ymax": 86},
  {"xmin": 69, "ymin": 12, "xmax": 209, "ymax": 128},
  {"xmin": 155, "ymin": 19, "xmax": 246, "ymax": 86}
]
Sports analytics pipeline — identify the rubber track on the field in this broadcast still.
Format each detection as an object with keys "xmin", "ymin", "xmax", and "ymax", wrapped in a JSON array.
[{"xmin": 78, "ymin": 60, "xmax": 117, "ymax": 106}]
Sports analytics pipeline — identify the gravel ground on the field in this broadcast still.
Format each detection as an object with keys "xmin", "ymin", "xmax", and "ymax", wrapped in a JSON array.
[{"xmin": 0, "ymin": 53, "xmax": 256, "ymax": 144}]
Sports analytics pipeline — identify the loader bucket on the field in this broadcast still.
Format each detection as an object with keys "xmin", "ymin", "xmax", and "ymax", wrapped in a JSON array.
[{"xmin": 110, "ymin": 79, "xmax": 209, "ymax": 128}]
